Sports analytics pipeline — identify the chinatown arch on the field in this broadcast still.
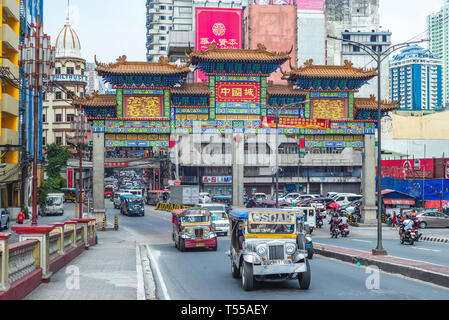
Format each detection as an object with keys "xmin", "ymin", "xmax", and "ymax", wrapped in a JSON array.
[{"xmin": 73, "ymin": 43, "xmax": 399, "ymax": 223}]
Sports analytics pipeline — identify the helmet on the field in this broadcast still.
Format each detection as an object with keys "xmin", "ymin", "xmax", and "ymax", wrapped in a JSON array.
[{"xmin": 411, "ymin": 212, "xmax": 416, "ymax": 217}]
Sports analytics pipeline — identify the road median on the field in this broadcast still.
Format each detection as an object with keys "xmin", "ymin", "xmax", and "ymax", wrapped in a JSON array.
[{"xmin": 314, "ymin": 243, "xmax": 449, "ymax": 289}]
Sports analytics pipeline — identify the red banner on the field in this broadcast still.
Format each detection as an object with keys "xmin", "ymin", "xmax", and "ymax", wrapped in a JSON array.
[
  {"xmin": 383, "ymin": 199, "xmax": 415, "ymax": 205},
  {"xmin": 215, "ymin": 81, "xmax": 260, "ymax": 102},
  {"xmin": 67, "ymin": 169, "xmax": 74, "ymax": 188},
  {"xmin": 105, "ymin": 162, "xmax": 129, "ymax": 168},
  {"xmin": 261, "ymin": 116, "xmax": 330, "ymax": 129},
  {"xmin": 195, "ymin": 8, "xmax": 243, "ymax": 83}
]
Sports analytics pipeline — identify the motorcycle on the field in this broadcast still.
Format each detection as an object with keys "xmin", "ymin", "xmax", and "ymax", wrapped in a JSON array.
[
  {"xmin": 316, "ymin": 214, "xmax": 323, "ymax": 229},
  {"xmin": 330, "ymin": 223, "xmax": 341, "ymax": 238},
  {"xmin": 400, "ymin": 228, "xmax": 415, "ymax": 245},
  {"xmin": 412, "ymin": 219, "xmax": 422, "ymax": 242},
  {"xmin": 339, "ymin": 223, "xmax": 350, "ymax": 237}
]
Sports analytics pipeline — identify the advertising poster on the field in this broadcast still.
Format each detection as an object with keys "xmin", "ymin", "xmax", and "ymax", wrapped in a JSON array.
[
  {"xmin": 123, "ymin": 95, "xmax": 164, "ymax": 118},
  {"xmin": 195, "ymin": 8, "xmax": 243, "ymax": 83}
]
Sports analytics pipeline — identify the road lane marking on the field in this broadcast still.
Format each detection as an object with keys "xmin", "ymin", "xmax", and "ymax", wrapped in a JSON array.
[
  {"xmin": 145, "ymin": 244, "xmax": 171, "ymax": 300},
  {"xmin": 351, "ymin": 239, "xmax": 372, "ymax": 243},
  {"xmin": 411, "ymin": 247, "xmax": 441, "ymax": 253}
]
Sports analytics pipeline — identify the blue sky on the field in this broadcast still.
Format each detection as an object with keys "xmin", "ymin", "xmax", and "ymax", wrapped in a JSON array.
[{"xmin": 43, "ymin": 0, "xmax": 446, "ymax": 64}]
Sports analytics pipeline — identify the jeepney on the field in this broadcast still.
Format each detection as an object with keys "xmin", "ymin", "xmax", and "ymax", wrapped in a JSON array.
[
  {"xmin": 172, "ymin": 208, "xmax": 217, "ymax": 252},
  {"xmin": 291, "ymin": 207, "xmax": 316, "ymax": 234},
  {"xmin": 199, "ymin": 203, "xmax": 229, "ymax": 236},
  {"xmin": 61, "ymin": 188, "xmax": 76, "ymax": 203},
  {"xmin": 227, "ymin": 208, "xmax": 311, "ymax": 291},
  {"xmin": 283, "ymin": 208, "xmax": 314, "ymax": 259},
  {"xmin": 146, "ymin": 190, "xmax": 170, "ymax": 205},
  {"xmin": 120, "ymin": 194, "xmax": 145, "ymax": 217}
]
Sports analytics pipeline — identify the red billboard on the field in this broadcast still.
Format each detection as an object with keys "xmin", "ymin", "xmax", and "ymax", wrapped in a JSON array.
[
  {"xmin": 195, "ymin": 8, "xmax": 243, "ymax": 83},
  {"xmin": 67, "ymin": 169, "xmax": 74, "ymax": 188}
]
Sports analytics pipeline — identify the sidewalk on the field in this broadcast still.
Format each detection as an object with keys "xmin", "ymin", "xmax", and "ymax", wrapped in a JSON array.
[
  {"xmin": 315, "ymin": 243, "xmax": 449, "ymax": 289},
  {"xmin": 24, "ymin": 226, "xmax": 139, "ymax": 300}
]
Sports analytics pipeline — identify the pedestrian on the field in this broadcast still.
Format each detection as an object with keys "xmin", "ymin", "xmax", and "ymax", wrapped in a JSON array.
[
  {"xmin": 391, "ymin": 212, "xmax": 397, "ymax": 230},
  {"xmin": 17, "ymin": 208, "xmax": 25, "ymax": 225}
]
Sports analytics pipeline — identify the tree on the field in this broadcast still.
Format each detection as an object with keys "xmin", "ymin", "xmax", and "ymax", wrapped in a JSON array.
[{"xmin": 38, "ymin": 143, "xmax": 73, "ymax": 205}]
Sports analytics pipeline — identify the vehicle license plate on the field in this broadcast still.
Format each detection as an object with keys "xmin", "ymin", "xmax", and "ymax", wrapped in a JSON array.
[
  {"xmin": 196, "ymin": 243, "xmax": 205, "ymax": 247},
  {"xmin": 270, "ymin": 259, "xmax": 285, "ymax": 265}
]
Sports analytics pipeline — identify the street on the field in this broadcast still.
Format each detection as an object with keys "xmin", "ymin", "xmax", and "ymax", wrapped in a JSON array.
[{"xmin": 105, "ymin": 201, "xmax": 449, "ymax": 300}]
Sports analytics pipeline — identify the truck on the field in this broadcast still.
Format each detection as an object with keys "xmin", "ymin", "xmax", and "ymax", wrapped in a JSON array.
[{"xmin": 169, "ymin": 185, "xmax": 199, "ymax": 206}]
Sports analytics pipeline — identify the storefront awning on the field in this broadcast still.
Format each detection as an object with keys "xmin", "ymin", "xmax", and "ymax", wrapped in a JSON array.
[{"xmin": 383, "ymin": 198, "xmax": 415, "ymax": 205}]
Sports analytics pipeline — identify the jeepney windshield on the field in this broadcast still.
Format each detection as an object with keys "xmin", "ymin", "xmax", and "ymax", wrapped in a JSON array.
[
  {"xmin": 212, "ymin": 212, "xmax": 226, "ymax": 221},
  {"xmin": 247, "ymin": 212, "xmax": 296, "ymax": 234},
  {"xmin": 181, "ymin": 216, "xmax": 208, "ymax": 223},
  {"xmin": 46, "ymin": 197, "xmax": 63, "ymax": 206},
  {"xmin": 128, "ymin": 199, "xmax": 142, "ymax": 205}
]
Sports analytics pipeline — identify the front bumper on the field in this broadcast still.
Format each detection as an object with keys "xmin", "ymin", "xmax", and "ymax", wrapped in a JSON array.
[
  {"xmin": 215, "ymin": 226, "xmax": 229, "ymax": 233},
  {"xmin": 253, "ymin": 262, "xmax": 307, "ymax": 276},
  {"xmin": 184, "ymin": 238, "xmax": 217, "ymax": 248},
  {"xmin": 128, "ymin": 210, "xmax": 144, "ymax": 215}
]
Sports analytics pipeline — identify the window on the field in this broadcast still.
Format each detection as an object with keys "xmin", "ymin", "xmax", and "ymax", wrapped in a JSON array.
[
  {"xmin": 55, "ymin": 91, "xmax": 62, "ymax": 100},
  {"xmin": 160, "ymin": 36, "xmax": 166, "ymax": 41},
  {"xmin": 160, "ymin": 26, "xmax": 166, "ymax": 31},
  {"xmin": 67, "ymin": 67, "xmax": 74, "ymax": 74},
  {"xmin": 67, "ymin": 114, "xmax": 74, "ymax": 122},
  {"xmin": 56, "ymin": 114, "xmax": 62, "ymax": 122},
  {"xmin": 43, "ymin": 114, "xmax": 46, "ymax": 123},
  {"xmin": 160, "ymin": 16, "xmax": 166, "ymax": 20},
  {"xmin": 56, "ymin": 137, "xmax": 62, "ymax": 145},
  {"xmin": 55, "ymin": 67, "xmax": 61, "ymax": 75},
  {"xmin": 160, "ymin": 46, "xmax": 166, "ymax": 51},
  {"xmin": 353, "ymin": 45, "xmax": 360, "ymax": 52}
]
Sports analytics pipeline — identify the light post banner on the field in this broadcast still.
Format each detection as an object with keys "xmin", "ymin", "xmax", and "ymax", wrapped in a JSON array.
[{"xmin": 195, "ymin": 7, "xmax": 242, "ymax": 83}]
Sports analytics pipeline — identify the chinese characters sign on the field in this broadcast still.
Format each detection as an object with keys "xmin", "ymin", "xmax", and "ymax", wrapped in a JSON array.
[
  {"xmin": 215, "ymin": 81, "xmax": 260, "ymax": 103},
  {"xmin": 261, "ymin": 116, "xmax": 330, "ymax": 129},
  {"xmin": 195, "ymin": 8, "xmax": 243, "ymax": 82},
  {"xmin": 310, "ymin": 98, "xmax": 348, "ymax": 120},
  {"xmin": 123, "ymin": 95, "xmax": 164, "ymax": 118}
]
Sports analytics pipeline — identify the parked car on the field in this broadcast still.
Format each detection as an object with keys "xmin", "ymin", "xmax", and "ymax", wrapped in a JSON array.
[
  {"xmin": 0, "ymin": 209, "xmax": 10, "ymax": 230},
  {"xmin": 279, "ymin": 192, "xmax": 302, "ymax": 203},
  {"xmin": 333, "ymin": 194, "xmax": 363, "ymax": 206},
  {"xmin": 416, "ymin": 211, "xmax": 449, "ymax": 229},
  {"xmin": 292, "ymin": 194, "xmax": 319, "ymax": 205}
]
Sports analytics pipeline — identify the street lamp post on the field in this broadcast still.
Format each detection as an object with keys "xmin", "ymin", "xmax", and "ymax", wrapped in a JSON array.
[
  {"xmin": 328, "ymin": 35, "xmax": 427, "ymax": 255},
  {"xmin": 19, "ymin": 15, "xmax": 55, "ymax": 226}
]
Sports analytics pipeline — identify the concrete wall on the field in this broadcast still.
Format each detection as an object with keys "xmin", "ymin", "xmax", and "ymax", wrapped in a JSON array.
[{"xmin": 391, "ymin": 110, "xmax": 449, "ymax": 140}]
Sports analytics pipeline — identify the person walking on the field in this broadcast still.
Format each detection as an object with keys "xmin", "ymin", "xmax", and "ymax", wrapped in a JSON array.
[{"xmin": 391, "ymin": 212, "xmax": 397, "ymax": 230}]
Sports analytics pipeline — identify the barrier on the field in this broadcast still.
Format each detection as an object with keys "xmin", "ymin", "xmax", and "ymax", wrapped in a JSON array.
[
  {"xmin": 0, "ymin": 219, "xmax": 99, "ymax": 300},
  {"xmin": 114, "ymin": 216, "xmax": 118, "ymax": 231},
  {"xmin": 102, "ymin": 216, "xmax": 106, "ymax": 231}
]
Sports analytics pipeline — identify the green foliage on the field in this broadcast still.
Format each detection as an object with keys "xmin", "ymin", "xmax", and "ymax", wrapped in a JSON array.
[{"xmin": 38, "ymin": 143, "xmax": 72, "ymax": 205}]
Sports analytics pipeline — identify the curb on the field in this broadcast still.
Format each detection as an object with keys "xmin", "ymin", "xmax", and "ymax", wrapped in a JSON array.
[
  {"xmin": 314, "ymin": 245, "xmax": 449, "ymax": 289},
  {"xmin": 420, "ymin": 236, "xmax": 449, "ymax": 243},
  {"xmin": 137, "ymin": 244, "xmax": 157, "ymax": 300}
]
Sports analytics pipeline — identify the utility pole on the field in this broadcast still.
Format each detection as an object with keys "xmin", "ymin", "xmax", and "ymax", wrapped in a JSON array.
[
  {"xmin": 19, "ymin": 15, "xmax": 55, "ymax": 225},
  {"xmin": 328, "ymin": 35, "xmax": 427, "ymax": 256}
]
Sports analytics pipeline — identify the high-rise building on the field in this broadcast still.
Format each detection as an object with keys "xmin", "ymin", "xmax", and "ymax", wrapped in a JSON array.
[
  {"xmin": 427, "ymin": 1, "xmax": 449, "ymax": 107},
  {"xmin": 86, "ymin": 63, "xmax": 106, "ymax": 96},
  {"xmin": 390, "ymin": 45, "xmax": 443, "ymax": 111},
  {"xmin": 325, "ymin": 0, "xmax": 391, "ymax": 100},
  {"xmin": 1, "ymin": 0, "xmax": 21, "ymax": 208}
]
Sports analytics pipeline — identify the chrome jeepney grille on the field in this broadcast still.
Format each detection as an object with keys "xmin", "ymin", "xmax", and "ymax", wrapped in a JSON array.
[
  {"xmin": 269, "ymin": 245, "xmax": 284, "ymax": 260},
  {"xmin": 195, "ymin": 229, "xmax": 204, "ymax": 238}
]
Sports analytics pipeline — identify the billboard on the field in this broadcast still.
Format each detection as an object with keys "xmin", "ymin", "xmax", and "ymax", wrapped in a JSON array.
[
  {"xmin": 297, "ymin": 0, "xmax": 324, "ymax": 11},
  {"xmin": 195, "ymin": 8, "xmax": 243, "ymax": 83},
  {"xmin": 123, "ymin": 95, "xmax": 164, "ymax": 118},
  {"xmin": 215, "ymin": 81, "xmax": 261, "ymax": 103},
  {"xmin": 247, "ymin": 5, "xmax": 297, "ymax": 84}
]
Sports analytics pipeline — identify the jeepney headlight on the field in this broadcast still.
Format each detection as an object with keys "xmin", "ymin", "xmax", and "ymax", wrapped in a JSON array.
[
  {"xmin": 203, "ymin": 227, "xmax": 210, "ymax": 234},
  {"xmin": 286, "ymin": 244, "xmax": 296, "ymax": 254},
  {"xmin": 256, "ymin": 245, "xmax": 266, "ymax": 256}
]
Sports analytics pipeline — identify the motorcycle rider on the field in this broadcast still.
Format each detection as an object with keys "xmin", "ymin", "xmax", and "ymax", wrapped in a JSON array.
[
  {"xmin": 399, "ymin": 213, "xmax": 415, "ymax": 241},
  {"xmin": 410, "ymin": 211, "xmax": 421, "ymax": 240},
  {"xmin": 329, "ymin": 213, "xmax": 342, "ymax": 235}
]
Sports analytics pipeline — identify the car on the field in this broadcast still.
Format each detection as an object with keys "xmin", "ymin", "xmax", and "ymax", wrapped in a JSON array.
[
  {"xmin": 0, "ymin": 209, "xmax": 10, "ymax": 230},
  {"xmin": 292, "ymin": 194, "xmax": 319, "ymax": 205},
  {"xmin": 333, "ymin": 194, "xmax": 363, "ymax": 206},
  {"xmin": 279, "ymin": 192, "xmax": 302, "ymax": 203},
  {"xmin": 199, "ymin": 203, "xmax": 229, "ymax": 236},
  {"xmin": 416, "ymin": 211, "xmax": 449, "ymax": 229},
  {"xmin": 199, "ymin": 192, "xmax": 211, "ymax": 204}
]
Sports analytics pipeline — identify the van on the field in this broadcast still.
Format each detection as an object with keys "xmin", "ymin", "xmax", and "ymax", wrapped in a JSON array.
[
  {"xmin": 333, "ymin": 193, "xmax": 363, "ymax": 206},
  {"xmin": 42, "ymin": 193, "xmax": 65, "ymax": 216}
]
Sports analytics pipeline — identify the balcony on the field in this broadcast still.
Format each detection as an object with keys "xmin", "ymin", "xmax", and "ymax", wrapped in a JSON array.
[
  {"xmin": 1, "ymin": 93, "xmax": 18, "ymax": 117},
  {"xmin": 0, "ymin": 163, "xmax": 19, "ymax": 182},
  {"xmin": 1, "ymin": 23, "xmax": 19, "ymax": 52},
  {"xmin": 1, "ymin": 57, "xmax": 19, "ymax": 80},
  {"xmin": 2, "ymin": 0, "xmax": 20, "ymax": 22},
  {"xmin": 1, "ymin": 128, "xmax": 18, "ymax": 145}
]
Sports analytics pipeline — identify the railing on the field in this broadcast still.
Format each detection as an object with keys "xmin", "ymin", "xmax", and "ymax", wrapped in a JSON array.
[
  {"xmin": 0, "ymin": 219, "xmax": 98, "ymax": 300},
  {"xmin": 48, "ymin": 233, "xmax": 60, "ymax": 261},
  {"xmin": 7, "ymin": 240, "xmax": 38, "ymax": 284}
]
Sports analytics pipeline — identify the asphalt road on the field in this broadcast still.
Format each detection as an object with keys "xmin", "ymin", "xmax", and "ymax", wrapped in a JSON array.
[{"xmin": 109, "ymin": 202, "xmax": 449, "ymax": 300}]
